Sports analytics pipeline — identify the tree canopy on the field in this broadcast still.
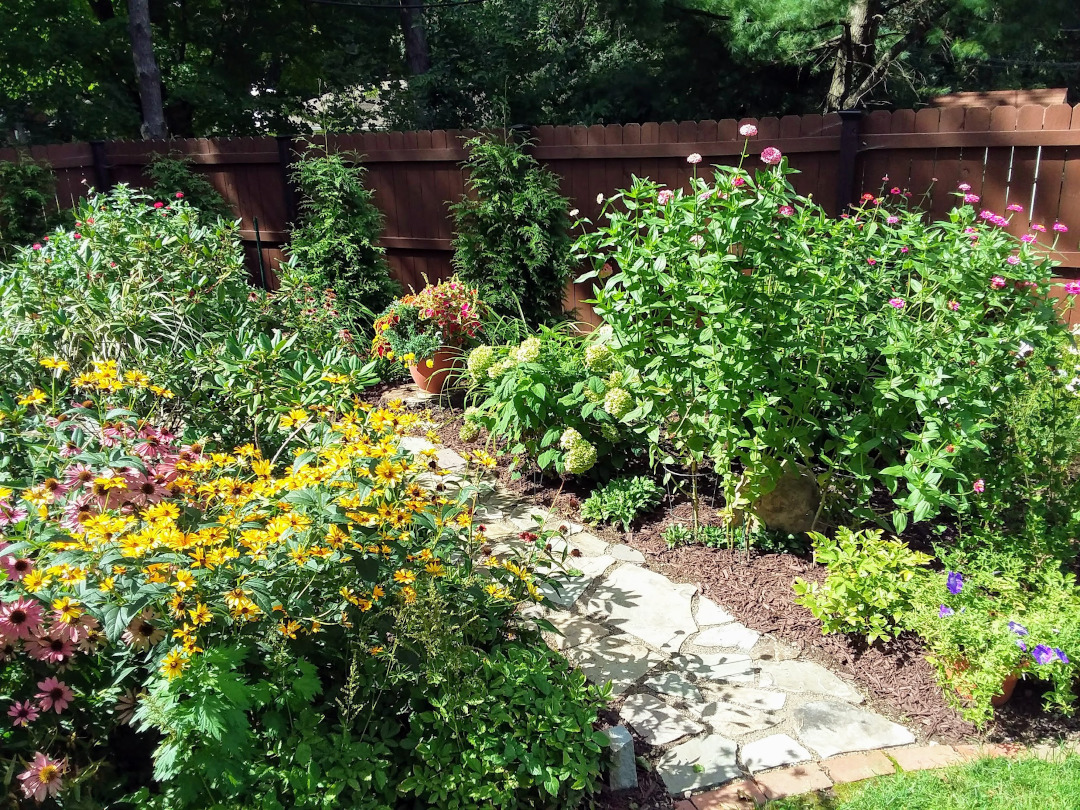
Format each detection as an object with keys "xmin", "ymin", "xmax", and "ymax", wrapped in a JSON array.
[{"xmin": 2, "ymin": 0, "xmax": 1077, "ymax": 144}]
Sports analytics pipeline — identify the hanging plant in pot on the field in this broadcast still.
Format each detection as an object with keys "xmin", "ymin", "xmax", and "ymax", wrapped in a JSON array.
[{"xmin": 371, "ymin": 277, "xmax": 485, "ymax": 394}]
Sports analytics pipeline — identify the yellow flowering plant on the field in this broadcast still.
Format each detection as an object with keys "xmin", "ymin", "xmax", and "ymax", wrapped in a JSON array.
[{"xmin": 0, "ymin": 360, "xmax": 568, "ymax": 806}]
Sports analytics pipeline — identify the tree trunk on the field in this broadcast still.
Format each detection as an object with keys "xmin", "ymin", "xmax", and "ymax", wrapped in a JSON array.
[
  {"xmin": 128, "ymin": 0, "xmax": 168, "ymax": 139},
  {"xmin": 399, "ymin": 0, "xmax": 431, "ymax": 76},
  {"xmin": 824, "ymin": 0, "xmax": 880, "ymax": 111}
]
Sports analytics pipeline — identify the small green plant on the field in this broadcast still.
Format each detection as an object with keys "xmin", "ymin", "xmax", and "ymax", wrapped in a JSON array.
[
  {"xmin": 143, "ymin": 153, "xmax": 232, "ymax": 219},
  {"xmin": 0, "ymin": 156, "xmax": 67, "ymax": 259},
  {"xmin": 450, "ymin": 133, "xmax": 574, "ymax": 325},
  {"xmin": 793, "ymin": 527, "xmax": 932, "ymax": 644},
  {"xmin": 662, "ymin": 523, "xmax": 693, "ymax": 549},
  {"xmin": 287, "ymin": 149, "xmax": 399, "ymax": 332},
  {"xmin": 581, "ymin": 475, "xmax": 663, "ymax": 531}
]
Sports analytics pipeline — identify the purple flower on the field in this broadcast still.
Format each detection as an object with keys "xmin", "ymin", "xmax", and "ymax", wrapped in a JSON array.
[
  {"xmin": 939, "ymin": 605, "xmax": 954, "ymax": 617},
  {"xmin": 1017, "ymin": 640, "xmax": 1028, "ymax": 652},
  {"xmin": 1054, "ymin": 648, "xmax": 1069, "ymax": 663},
  {"xmin": 1008, "ymin": 621, "xmax": 1028, "ymax": 636},
  {"xmin": 1032, "ymin": 644, "xmax": 1055, "ymax": 665},
  {"xmin": 947, "ymin": 571, "xmax": 964, "ymax": 595}
]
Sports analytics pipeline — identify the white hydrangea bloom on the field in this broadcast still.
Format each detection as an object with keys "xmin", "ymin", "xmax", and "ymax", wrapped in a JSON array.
[{"xmin": 514, "ymin": 336, "xmax": 541, "ymax": 363}]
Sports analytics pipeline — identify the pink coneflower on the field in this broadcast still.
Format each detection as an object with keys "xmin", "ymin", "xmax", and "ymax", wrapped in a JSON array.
[
  {"xmin": 0, "ymin": 597, "xmax": 44, "ymax": 640},
  {"xmin": 0, "ymin": 502, "xmax": 28, "ymax": 527},
  {"xmin": 1007, "ymin": 203, "xmax": 1024, "ymax": 212},
  {"xmin": 61, "ymin": 493, "xmax": 96, "ymax": 531},
  {"xmin": 1054, "ymin": 222, "xmax": 1069, "ymax": 233},
  {"xmin": 886, "ymin": 216, "xmax": 899, "ymax": 224},
  {"xmin": 133, "ymin": 427, "xmax": 166, "ymax": 459},
  {"xmin": 123, "ymin": 471, "xmax": 166, "ymax": 506},
  {"xmin": 889, "ymin": 298, "xmax": 905, "ymax": 309},
  {"xmin": 1064, "ymin": 281, "xmax": 1080, "ymax": 296},
  {"xmin": 2, "ymin": 555, "xmax": 33, "ymax": 581},
  {"xmin": 778, "ymin": 205, "xmax": 795, "ymax": 217},
  {"xmin": 1007, "ymin": 255, "xmax": 1021, "ymax": 265},
  {"xmin": 964, "ymin": 193, "xmax": 980, "ymax": 203},
  {"xmin": 686, "ymin": 153, "xmax": 702, "ymax": 165},
  {"xmin": 115, "ymin": 689, "xmax": 140, "ymax": 725},
  {"xmin": 0, "ymin": 639, "xmax": 17, "ymax": 661},
  {"xmin": 657, "ymin": 189, "xmax": 674, "ymax": 204},
  {"xmin": 948, "ymin": 300, "xmax": 960, "ymax": 311},
  {"xmin": 958, "ymin": 183, "xmax": 971, "ymax": 191},
  {"xmin": 973, "ymin": 478, "xmax": 985, "ymax": 493},
  {"xmin": 35, "ymin": 677, "xmax": 73, "ymax": 714},
  {"xmin": 17, "ymin": 752, "xmax": 65, "ymax": 803},
  {"xmin": 26, "ymin": 631, "xmax": 73, "ymax": 665},
  {"xmin": 8, "ymin": 700, "xmax": 39, "ymax": 727},
  {"xmin": 122, "ymin": 609, "xmax": 165, "ymax": 650},
  {"xmin": 991, "ymin": 276, "xmax": 1007, "ymax": 289},
  {"xmin": 760, "ymin": 147, "xmax": 782, "ymax": 165},
  {"xmin": 1021, "ymin": 233, "xmax": 1037, "ymax": 244}
]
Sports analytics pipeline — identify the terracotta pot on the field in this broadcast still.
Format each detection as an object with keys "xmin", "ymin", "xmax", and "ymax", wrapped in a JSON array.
[
  {"xmin": 409, "ymin": 349, "xmax": 461, "ymax": 394},
  {"xmin": 947, "ymin": 658, "xmax": 1020, "ymax": 708}
]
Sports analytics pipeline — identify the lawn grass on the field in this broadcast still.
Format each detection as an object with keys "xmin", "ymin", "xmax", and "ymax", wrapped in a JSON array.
[{"xmin": 767, "ymin": 752, "xmax": 1080, "ymax": 810}]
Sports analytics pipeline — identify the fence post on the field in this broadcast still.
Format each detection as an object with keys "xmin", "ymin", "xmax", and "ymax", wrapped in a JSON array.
[
  {"xmin": 835, "ymin": 109, "xmax": 863, "ymax": 214},
  {"xmin": 276, "ymin": 135, "xmax": 298, "ymax": 225},
  {"xmin": 89, "ymin": 140, "xmax": 112, "ymax": 192}
]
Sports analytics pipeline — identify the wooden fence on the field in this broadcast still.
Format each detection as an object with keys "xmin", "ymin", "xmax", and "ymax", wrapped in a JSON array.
[{"xmin": 5, "ymin": 103, "xmax": 1080, "ymax": 325}]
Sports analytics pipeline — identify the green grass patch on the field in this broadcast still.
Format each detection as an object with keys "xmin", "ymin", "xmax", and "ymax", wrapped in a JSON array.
[{"xmin": 768, "ymin": 752, "xmax": 1080, "ymax": 810}]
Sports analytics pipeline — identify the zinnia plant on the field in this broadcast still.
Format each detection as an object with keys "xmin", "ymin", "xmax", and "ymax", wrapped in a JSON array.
[{"xmin": 370, "ymin": 276, "xmax": 485, "ymax": 365}]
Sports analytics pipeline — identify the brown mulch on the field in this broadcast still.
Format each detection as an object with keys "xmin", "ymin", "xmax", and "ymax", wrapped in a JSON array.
[{"xmin": 380, "ymin": 387, "xmax": 1080, "ymax": 803}]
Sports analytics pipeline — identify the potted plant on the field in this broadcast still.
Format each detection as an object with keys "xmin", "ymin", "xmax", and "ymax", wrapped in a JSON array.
[{"xmin": 371, "ymin": 277, "xmax": 485, "ymax": 393}]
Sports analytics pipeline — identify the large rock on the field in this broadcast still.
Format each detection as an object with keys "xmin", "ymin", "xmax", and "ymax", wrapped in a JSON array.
[
  {"xmin": 605, "ymin": 726, "xmax": 638, "ymax": 791},
  {"xmin": 750, "ymin": 461, "xmax": 820, "ymax": 534},
  {"xmin": 757, "ymin": 660, "xmax": 864, "ymax": 703},
  {"xmin": 657, "ymin": 734, "xmax": 740, "ymax": 795},
  {"xmin": 794, "ymin": 700, "xmax": 915, "ymax": 758},
  {"xmin": 741, "ymin": 733, "xmax": 812, "ymax": 772},
  {"xmin": 565, "ymin": 634, "xmax": 665, "ymax": 695},
  {"xmin": 620, "ymin": 693, "xmax": 704, "ymax": 745},
  {"xmin": 585, "ymin": 564, "xmax": 698, "ymax": 651}
]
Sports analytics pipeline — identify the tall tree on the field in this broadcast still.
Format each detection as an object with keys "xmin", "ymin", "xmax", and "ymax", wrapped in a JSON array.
[{"xmin": 128, "ymin": 0, "xmax": 167, "ymax": 138}]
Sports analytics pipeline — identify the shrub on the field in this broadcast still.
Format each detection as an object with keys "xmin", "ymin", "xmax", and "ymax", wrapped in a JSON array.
[
  {"xmin": 287, "ymin": 150, "xmax": 399, "ymax": 332},
  {"xmin": 581, "ymin": 476, "xmax": 663, "ymax": 531},
  {"xmin": 143, "ymin": 153, "xmax": 232, "ymax": 219},
  {"xmin": 574, "ymin": 153, "xmax": 1069, "ymax": 534},
  {"xmin": 450, "ymin": 133, "xmax": 574, "ymax": 325},
  {"xmin": 371, "ymin": 277, "xmax": 485, "ymax": 365},
  {"xmin": 0, "ymin": 365, "xmax": 588, "ymax": 806},
  {"xmin": 463, "ymin": 326, "xmax": 647, "ymax": 479},
  {"xmin": 0, "ymin": 157, "xmax": 68, "ymax": 260},
  {"xmin": 793, "ymin": 528, "xmax": 932, "ymax": 643}
]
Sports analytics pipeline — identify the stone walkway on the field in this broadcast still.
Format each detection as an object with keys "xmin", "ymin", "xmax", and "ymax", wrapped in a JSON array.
[{"xmin": 401, "ymin": 431, "xmax": 918, "ymax": 799}]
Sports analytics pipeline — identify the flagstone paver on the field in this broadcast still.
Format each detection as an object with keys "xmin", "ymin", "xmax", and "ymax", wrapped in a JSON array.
[{"xmin": 468, "ymin": 482, "xmax": 920, "ymax": 800}]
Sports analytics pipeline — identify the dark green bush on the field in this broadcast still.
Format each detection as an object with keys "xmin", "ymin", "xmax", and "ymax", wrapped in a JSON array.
[
  {"xmin": 143, "ymin": 153, "xmax": 233, "ymax": 219},
  {"xmin": 0, "ymin": 157, "xmax": 68, "ymax": 260},
  {"xmin": 450, "ymin": 133, "xmax": 574, "ymax": 326}
]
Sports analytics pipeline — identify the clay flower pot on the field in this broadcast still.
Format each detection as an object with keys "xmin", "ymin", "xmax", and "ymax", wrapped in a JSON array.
[
  {"xmin": 409, "ymin": 349, "xmax": 461, "ymax": 394},
  {"xmin": 947, "ymin": 658, "xmax": 1021, "ymax": 708}
]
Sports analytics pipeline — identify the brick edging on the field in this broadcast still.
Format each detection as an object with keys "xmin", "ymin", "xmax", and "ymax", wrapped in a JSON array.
[{"xmin": 673, "ymin": 740, "xmax": 1080, "ymax": 809}]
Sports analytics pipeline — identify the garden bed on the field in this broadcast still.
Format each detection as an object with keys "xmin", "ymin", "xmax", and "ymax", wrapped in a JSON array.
[{"xmin": 412, "ymin": 395, "xmax": 1080, "ymax": 754}]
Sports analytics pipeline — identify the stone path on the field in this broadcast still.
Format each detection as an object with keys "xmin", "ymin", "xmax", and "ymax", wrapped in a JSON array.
[{"xmin": 402, "ymin": 428, "xmax": 918, "ymax": 799}]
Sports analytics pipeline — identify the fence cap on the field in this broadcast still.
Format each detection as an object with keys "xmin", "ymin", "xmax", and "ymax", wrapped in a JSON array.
[{"xmin": 930, "ymin": 89, "xmax": 1070, "ymax": 108}]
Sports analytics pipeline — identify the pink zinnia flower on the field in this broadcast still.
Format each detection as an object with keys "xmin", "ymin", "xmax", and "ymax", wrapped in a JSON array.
[
  {"xmin": 32, "ymin": 243, "xmax": 41, "ymax": 251},
  {"xmin": 958, "ymin": 183, "xmax": 971, "ymax": 191},
  {"xmin": 1032, "ymin": 223, "xmax": 1047, "ymax": 233},
  {"xmin": 886, "ymin": 216, "xmax": 899, "ymax": 224},
  {"xmin": 0, "ymin": 597, "xmax": 44, "ymax": 639},
  {"xmin": 973, "ymin": 478, "xmax": 985, "ymax": 493},
  {"xmin": 176, "ymin": 192, "xmax": 184, "ymax": 199},
  {"xmin": 888, "ymin": 298, "xmax": 905, "ymax": 309},
  {"xmin": 732, "ymin": 176, "xmax": 746, "ymax": 188},
  {"xmin": 686, "ymin": 153, "xmax": 702, "ymax": 165},
  {"xmin": 1064, "ymin": 281, "xmax": 1080, "ymax": 296},
  {"xmin": 1021, "ymin": 233, "xmax": 1037, "ymax": 243},
  {"xmin": 17, "ymin": 752, "xmax": 65, "ymax": 803},
  {"xmin": 991, "ymin": 215, "xmax": 1008, "ymax": 227},
  {"xmin": 153, "ymin": 201, "xmax": 164, "ymax": 209},
  {"xmin": 760, "ymin": 147, "xmax": 782, "ymax": 165},
  {"xmin": 1054, "ymin": 222, "xmax": 1069, "ymax": 233},
  {"xmin": 991, "ymin": 276, "xmax": 1007, "ymax": 289},
  {"xmin": 778, "ymin": 205, "xmax": 795, "ymax": 217},
  {"xmin": 900, "ymin": 246, "xmax": 909, "ymax": 253},
  {"xmin": 8, "ymin": 700, "xmax": 39, "ymax": 727},
  {"xmin": 963, "ymin": 193, "xmax": 979, "ymax": 203},
  {"xmin": 657, "ymin": 189, "xmax": 674, "ymax": 204},
  {"xmin": 979, "ymin": 210, "xmax": 995, "ymax": 220},
  {"xmin": 1006, "ymin": 255, "xmax": 1020, "ymax": 265},
  {"xmin": 2, "ymin": 555, "xmax": 33, "ymax": 581},
  {"xmin": 27, "ymin": 632, "xmax": 73, "ymax": 665},
  {"xmin": 739, "ymin": 124, "xmax": 758, "ymax": 137},
  {"xmin": 1007, "ymin": 203, "xmax": 1024, "ymax": 212},
  {"xmin": 948, "ymin": 300, "xmax": 959, "ymax": 311},
  {"xmin": 36, "ymin": 677, "xmax": 74, "ymax": 714},
  {"xmin": 890, "ymin": 187, "xmax": 901, "ymax": 195},
  {"xmin": 867, "ymin": 258, "xmax": 877, "ymax": 265},
  {"xmin": 72, "ymin": 233, "xmax": 81, "ymax": 240}
]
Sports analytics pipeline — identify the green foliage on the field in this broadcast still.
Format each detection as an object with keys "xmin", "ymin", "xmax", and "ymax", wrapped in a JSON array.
[
  {"xmin": 581, "ymin": 475, "xmax": 663, "ymax": 531},
  {"xmin": 575, "ymin": 157, "xmax": 1066, "ymax": 534},
  {"xmin": 662, "ymin": 522, "xmax": 693, "ymax": 549},
  {"xmin": 399, "ymin": 643, "xmax": 610, "ymax": 809},
  {"xmin": 464, "ymin": 326, "xmax": 647, "ymax": 479},
  {"xmin": 450, "ymin": 133, "xmax": 573, "ymax": 325},
  {"xmin": 287, "ymin": 150, "xmax": 399, "ymax": 333},
  {"xmin": 793, "ymin": 528, "xmax": 932, "ymax": 644},
  {"xmin": 0, "ymin": 157, "xmax": 67, "ymax": 259},
  {"xmin": 143, "ymin": 154, "xmax": 232, "ymax": 219}
]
